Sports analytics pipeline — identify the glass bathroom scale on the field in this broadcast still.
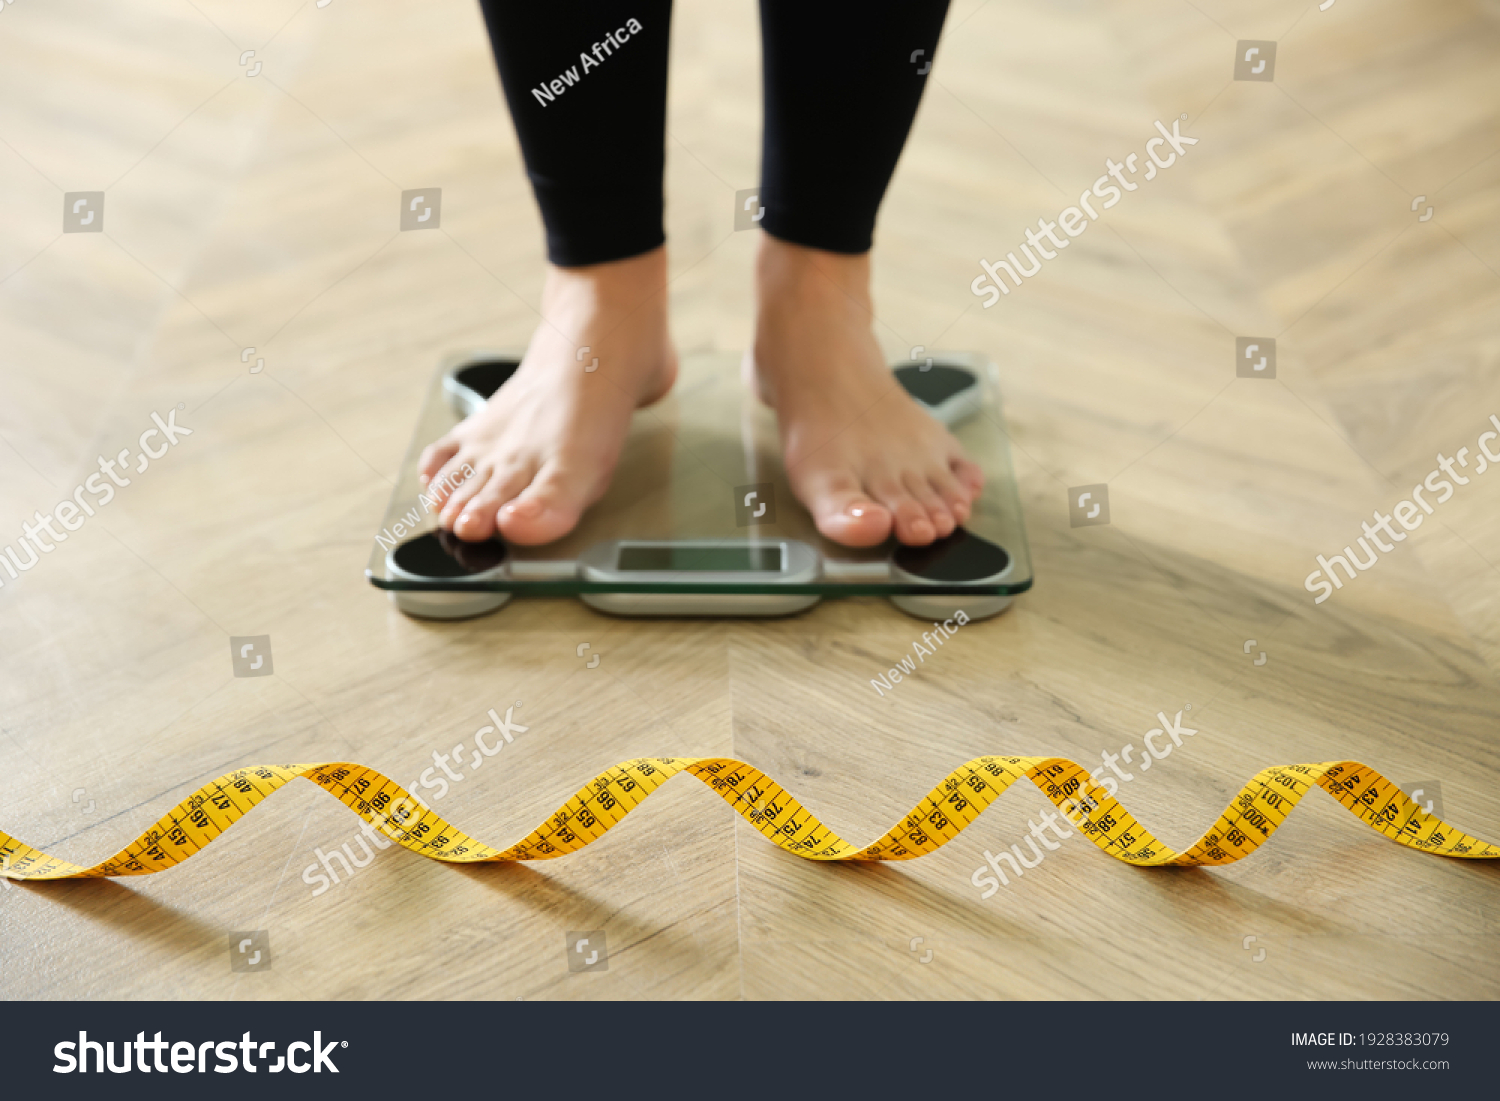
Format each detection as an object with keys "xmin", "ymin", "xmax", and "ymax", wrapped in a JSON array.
[{"xmin": 365, "ymin": 350, "xmax": 1032, "ymax": 620}]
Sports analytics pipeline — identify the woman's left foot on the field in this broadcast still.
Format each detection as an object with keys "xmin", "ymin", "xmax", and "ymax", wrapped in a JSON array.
[{"xmin": 747, "ymin": 235, "xmax": 984, "ymax": 547}]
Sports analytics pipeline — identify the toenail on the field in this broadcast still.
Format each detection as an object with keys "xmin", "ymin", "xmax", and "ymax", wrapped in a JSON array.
[
  {"xmin": 457, "ymin": 511, "xmax": 475, "ymax": 528},
  {"xmin": 504, "ymin": 499, "xmax": 543, "ymax": 519},
  {"xmin": 847, "ymin": 502, "xmax": 871, "ymax": 518}
]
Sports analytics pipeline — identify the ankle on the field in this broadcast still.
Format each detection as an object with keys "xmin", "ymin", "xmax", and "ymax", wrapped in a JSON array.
[
  {"xmin": 543, "ymin": 245, "xmax": 669, "ymax": 319},
  {"xmin": 755, "ymin": 235, "xmax": 871, "ymax": 307}
]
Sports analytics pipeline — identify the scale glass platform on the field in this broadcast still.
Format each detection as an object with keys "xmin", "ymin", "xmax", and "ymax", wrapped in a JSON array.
[{"xmin": 366, "ymin": 350, "xmax": 1032, "ymax": 620}]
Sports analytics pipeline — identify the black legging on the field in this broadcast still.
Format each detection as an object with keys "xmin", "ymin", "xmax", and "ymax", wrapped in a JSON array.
[{"xmin": 478, "ymin": 0, "xmax": 950, "ymax": 267}]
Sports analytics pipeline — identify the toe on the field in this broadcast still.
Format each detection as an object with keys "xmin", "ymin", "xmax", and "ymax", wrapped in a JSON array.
[
  {"xmin": 871, "ymin": 475, "xmax": 936, "ymax": 546},
  {"xmin": 452, "ymin": 506, "xmax": 497, "ymax": 542},
  {"xmin": 929, "ymin": 466, "xmax": 972, "ymax": 525},
  {"xmin": 453, "ymin": 464, "xmax": 531, "ymax": 542},
  {"xmin": 792, "ymin": 468, "xmax": 892, "ymax": 547},
  {"xmin": 896, "ymin": 506, "xmax": 936, "ymax": 545},
  {"xmin": 425, "ymin": 453, "xmax": 474, "ymax": 513},
  {"xmin": 904, "ymin": 471, "xmax": 956, "ymax": 539},
  {"xmin": 419, "ymin": 437, "xmax": 460, "ymax": 486},
  {"xmin": 496, "ymin": 456, "xmax": 596, "ymax": 545},
  {"xmin": 952, "ymin": 457, "xmax": 985, "ymax": 499},
  {"xmin": 437, "ymin": 464, "xmax": 491, "ymax": 528}
]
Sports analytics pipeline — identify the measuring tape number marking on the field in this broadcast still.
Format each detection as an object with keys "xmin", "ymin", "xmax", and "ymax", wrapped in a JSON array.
[{"xmin": 2, "ymin": 757, "xmax": 1495, "ymax": 881}]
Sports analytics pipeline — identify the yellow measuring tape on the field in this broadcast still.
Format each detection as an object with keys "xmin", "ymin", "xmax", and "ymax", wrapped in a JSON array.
[{"xmin": 2, "ymin": 756, "xmax": 1496, "ymax": 881}]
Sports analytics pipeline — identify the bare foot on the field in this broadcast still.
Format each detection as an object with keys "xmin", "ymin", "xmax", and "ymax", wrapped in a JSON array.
[
  {"xmin": 418, "ymin": 246, "xmax": 676, "ymax": 545},
  {"xmin": 748, "ymin": 236, "xmax": 984, "ymax": 547}
]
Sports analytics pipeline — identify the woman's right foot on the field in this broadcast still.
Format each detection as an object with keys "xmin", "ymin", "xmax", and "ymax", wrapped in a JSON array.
[{"xmin": 419, "ymin": 246, "xmax": 677, "ymax": 545}]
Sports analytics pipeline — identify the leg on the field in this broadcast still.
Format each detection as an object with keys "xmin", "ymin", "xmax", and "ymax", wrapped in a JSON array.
[
  {"xmin": 751, "ymin": 0, "xmax": 984, "ymax": 547},
  {"xmin": 421, "ymin": 1, "xmax": 677, "ymax": 544}
]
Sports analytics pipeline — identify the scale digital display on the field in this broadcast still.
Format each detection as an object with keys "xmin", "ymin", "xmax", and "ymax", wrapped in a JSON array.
[{"xmin": 617, "ymin": 544, "xmax": 783, "ymax": 573}]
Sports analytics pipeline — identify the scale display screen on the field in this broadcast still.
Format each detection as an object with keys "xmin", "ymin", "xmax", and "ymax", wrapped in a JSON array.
[{"xmin": 617, "ymin": 544, "xmax": 783, "ymax": 573}]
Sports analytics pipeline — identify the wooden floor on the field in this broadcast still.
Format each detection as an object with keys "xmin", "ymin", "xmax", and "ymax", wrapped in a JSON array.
[{"xmin": 2, "ymin": 0, "xmax": 1498, "ymax": 999}]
